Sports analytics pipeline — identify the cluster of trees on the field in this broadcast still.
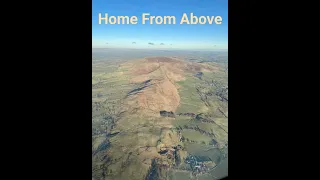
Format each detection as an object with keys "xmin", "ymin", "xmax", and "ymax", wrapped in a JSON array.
[
  {"xmin": 215, "ymin": 85, "xmax": 228, "ymax": 102},
  {"xmin": 176, "ymin": 125, "xmax": 216, "ymax": 138},
  {"xmin": 159, "ymin": 110, "xmax": 175, "ymax": 118},
  {"xmin": 177, "ymin": 112, "xmax": 196, "ymax": 117}
]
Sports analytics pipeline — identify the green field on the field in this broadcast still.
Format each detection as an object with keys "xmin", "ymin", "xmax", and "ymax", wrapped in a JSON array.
[{"xmin": 176, "ymin": 75, "xmax": 207, "ymax": 113}]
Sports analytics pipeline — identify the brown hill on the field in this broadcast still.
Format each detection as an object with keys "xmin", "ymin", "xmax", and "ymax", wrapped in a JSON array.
[{"xmin": 122, "ymin": 57, "xmax": 217, "ymax": 114}]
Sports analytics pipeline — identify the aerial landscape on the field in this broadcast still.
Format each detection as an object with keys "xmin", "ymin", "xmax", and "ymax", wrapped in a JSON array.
[{"xmin": 92, "ymin": 1, "xmax": 228, "ymax": 180}]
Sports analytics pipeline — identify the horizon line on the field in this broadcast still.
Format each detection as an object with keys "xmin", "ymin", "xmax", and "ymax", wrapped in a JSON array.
[{"xmin": 92, "ymin": 47, "xmax": 228, "ymax": 52}]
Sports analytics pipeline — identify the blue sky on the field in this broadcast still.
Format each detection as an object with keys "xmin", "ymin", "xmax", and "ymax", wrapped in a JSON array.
[{"xmin": 92, "ymin": 0, "xmax": 228, "ymax": 50}]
